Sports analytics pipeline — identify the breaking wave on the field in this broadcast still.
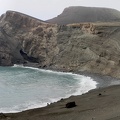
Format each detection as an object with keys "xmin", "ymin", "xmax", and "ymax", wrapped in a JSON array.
[{"xmin": 0, "ymin": 65, "xmax": 97, "ymax": 113}]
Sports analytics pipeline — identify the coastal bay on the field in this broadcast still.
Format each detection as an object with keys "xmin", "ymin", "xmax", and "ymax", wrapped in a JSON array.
[
  {"xmin": 1, "ymin": 6, "xmax": 120, "ymax": 120},
  {"xmin": 0, "ymin": 66, "xmax": 120, "ymax": 120}
]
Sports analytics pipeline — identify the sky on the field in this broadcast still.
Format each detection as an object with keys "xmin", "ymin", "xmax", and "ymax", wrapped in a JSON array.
[{"xmin": 0, "ymin": 0, "xmax": 120, "ymax": 20}]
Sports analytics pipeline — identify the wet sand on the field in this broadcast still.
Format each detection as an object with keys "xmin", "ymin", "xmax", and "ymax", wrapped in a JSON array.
[{"xmin": 1, "ymin": 72, "xmax": 120, "ymax": 120}]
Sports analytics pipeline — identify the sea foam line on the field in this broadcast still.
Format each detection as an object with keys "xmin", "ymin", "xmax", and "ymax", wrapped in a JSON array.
[
  {"xmin": 13, "ymin": 64, "xmax": 98, "ymax": 96},
  {"xmin": 13, "ymin": 64, "xmax": 79, "ymax": 75},
  {"xmin": 4, "ymin": 64, "xmax": 98, "ymax": 113}
]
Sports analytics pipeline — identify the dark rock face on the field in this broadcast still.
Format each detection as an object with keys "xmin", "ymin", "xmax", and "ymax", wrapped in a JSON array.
[
  {"xmin": 20, "ymin": 49, "xmax": 39, "ymax": 63},
  {"xmin": 0, "ymin": 11, "xmax": 59, "ymax": 67},
  {"xmin": 1, "ymin": 11, "xmax": 120, "ymax": 78},
  {"xmin": 47, "ymin": 6, "xmax": 120, "ymax": 25}
]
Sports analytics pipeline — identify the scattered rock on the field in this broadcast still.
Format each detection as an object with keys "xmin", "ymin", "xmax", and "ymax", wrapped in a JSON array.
[
  {"xmin": 98, "ymin": 93, "xmax": 102, "ymax": 96},
  {"xmin": 66, "ymin": 101, "xmax": 76, "ymax": 108}
]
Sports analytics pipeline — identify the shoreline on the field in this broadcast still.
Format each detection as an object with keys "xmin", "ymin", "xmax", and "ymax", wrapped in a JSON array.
[
  {"xmin": 1, "ymin": 65, "xmax": 120, "ymax": 120},
  {"xmin": 3, "ymin": 85, "xmax": 120, "ymax": 120},
  {"xmin": 17, "ymin": 63, "xmax": 120, "ymax": 87},
  {"xmin": 4, "ymin": 65, "xmax": 120, "ymax": 109},
  {"xmin": 0, "ymin": 65, "xmax": 98, "ymax": 113}
]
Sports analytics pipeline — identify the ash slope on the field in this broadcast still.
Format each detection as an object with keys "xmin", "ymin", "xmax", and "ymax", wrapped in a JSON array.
[
  {"xmin": 47, "ymin": 6, "xmax": 120, "ymax": 25},
  {"xmin": 1, "ymin": 11, "xmax": 120, "ymax": 78}
]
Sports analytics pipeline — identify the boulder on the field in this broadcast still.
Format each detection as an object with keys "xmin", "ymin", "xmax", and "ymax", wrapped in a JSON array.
[{"xmin": 66, "ymin": 101, "xmax": 76, "ymax": 108}]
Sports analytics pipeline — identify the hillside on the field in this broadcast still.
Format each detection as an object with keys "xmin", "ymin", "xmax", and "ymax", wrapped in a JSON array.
[
  {"xmin": 47, "ymin": 6, "xmax": 120, "ymax": 25},
  {"xmin": 1, "ymin": 11, "xmax": 120, "ymax": 78}
]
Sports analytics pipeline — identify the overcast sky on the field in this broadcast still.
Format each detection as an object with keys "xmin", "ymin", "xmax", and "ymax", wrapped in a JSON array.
[{"xmin": 0, "ymin": 0, "xmax": 120, "ymax": 20}]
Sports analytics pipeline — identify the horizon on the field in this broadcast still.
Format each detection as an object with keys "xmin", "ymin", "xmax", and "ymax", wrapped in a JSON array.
[{"xmin": 0, "ymin": 0, "xmax": 120, "ymax": 20}]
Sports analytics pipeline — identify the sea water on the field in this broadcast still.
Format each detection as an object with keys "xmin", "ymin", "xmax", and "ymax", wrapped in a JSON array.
[{"xmin": 0, "ymin": 65, "xmax": 97, "ymax": 113}]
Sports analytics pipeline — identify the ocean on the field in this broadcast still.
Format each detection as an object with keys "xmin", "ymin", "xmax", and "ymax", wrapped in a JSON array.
[{"xmin": 0, "ymin": 65, "xmax": 98, "ymax": 113}]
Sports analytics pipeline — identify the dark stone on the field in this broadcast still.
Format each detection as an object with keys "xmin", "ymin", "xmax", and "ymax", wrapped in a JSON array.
[
  {"xmin": 66, "ymin": 101, "xmax": 76, "ymax": 108},
  {"xmin": 98, "ymin": 93, "xmax": 102, "ymax": 96}
]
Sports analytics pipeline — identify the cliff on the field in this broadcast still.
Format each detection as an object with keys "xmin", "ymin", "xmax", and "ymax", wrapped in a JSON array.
[
  {"xmin": 1, "ymin": 11, "xmax": 120, "ymax": 78},
  {"xmin": 47, "ymin": 6, "xmax": 120, "ymax": 25},
  {"xmin": 0, "ymin": 11, "xmax": 59, "ymax": 67}
]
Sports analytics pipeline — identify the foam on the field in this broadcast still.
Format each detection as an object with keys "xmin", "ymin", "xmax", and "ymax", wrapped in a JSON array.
[
  {"xmin": 0, "ymin": 101, "xmax": 47, "ymax": 113},
  {"xmin": 0, "ymin": 64, "xmax": 98, "ymax": 113},
  {"xmin": 72, "ymin": 75, "xmax": 97, "ymax": 95},
  {"xmin": 13, "ymin": 64, "xmax": 77, "ymax": 75},
  {"xmin": 13, "ymin": 64, "xmax": 98, "ymax": 95}
]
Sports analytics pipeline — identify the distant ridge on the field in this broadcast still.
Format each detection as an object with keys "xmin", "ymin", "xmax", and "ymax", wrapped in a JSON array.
[
  {"xmin": 0, "ymin": 10, "xmax": 46, "ymax": 23},
  {"xmin": 47, "ymin": 6, "xmax": 120, "ymax": 25}
]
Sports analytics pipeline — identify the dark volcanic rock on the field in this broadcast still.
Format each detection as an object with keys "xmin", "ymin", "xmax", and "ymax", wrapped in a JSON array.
[
  {"xmin": 66, "ymin": 101, "xmax": 76, "ymax": 108},
  {"xmin": 1, "ymin": 10, "xmax": 120, "ymax": 78},
  {"xmin": 47, "ymin": 6, "xmax": 120, "ymax": 25}
]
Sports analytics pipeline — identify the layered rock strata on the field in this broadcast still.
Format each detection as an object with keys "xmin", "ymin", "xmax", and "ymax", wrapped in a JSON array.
[{"xmin": 1, "ymin": 11, "xmax": 120, "ymax": 78}]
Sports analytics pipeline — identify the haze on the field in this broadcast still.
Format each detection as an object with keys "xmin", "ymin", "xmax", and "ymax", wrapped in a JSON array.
[{"xmin": 0, "ymin": 0, "xmax": 120, "ymax": 20}]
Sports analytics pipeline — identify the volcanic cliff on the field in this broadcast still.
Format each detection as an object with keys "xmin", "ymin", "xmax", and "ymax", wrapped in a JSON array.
[{"xmin": 1, "ymin": 10, "xmax": 120, "ymax": 78}]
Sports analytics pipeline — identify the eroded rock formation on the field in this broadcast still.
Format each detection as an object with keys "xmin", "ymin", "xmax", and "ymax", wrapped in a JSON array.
[
  {"xmin": 1, "ymin": 11, "xmax": 120, "ymax": 78},
  {"xmin": 0, "ymin": 11, "xmax": 59, "ymax": 67}
]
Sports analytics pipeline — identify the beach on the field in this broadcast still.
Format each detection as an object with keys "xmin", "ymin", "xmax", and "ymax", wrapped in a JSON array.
[{"xmin": 1, "ymin": 73, "xmax": 120, "ymax": 120}]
